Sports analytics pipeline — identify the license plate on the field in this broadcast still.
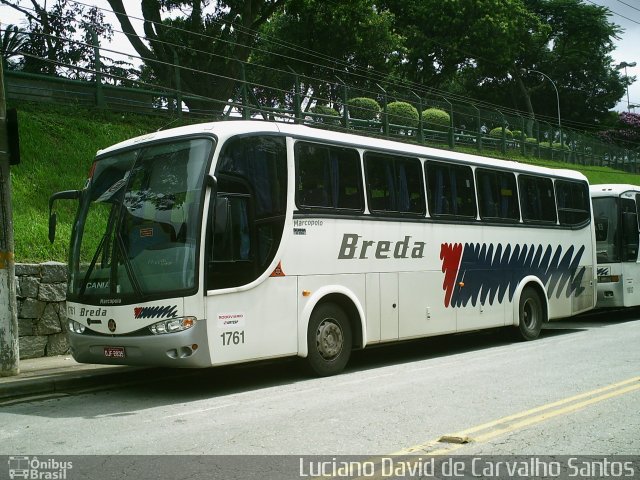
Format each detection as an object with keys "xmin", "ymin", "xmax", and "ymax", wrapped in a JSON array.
[{"xmin": 104, "ymin": 346, "xmax": 126, "ymax": 359}]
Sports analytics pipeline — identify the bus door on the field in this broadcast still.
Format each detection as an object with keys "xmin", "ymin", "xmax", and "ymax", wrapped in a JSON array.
[{"xmin": 620, "ymin": 195, "xmax": 640, "ymax": 306}]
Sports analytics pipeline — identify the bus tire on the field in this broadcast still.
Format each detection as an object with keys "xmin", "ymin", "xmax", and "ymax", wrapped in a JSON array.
[
  {"xmin": 306, "ymin": 303, "xmax": 352, "ymax": 377},
  {"xmin": 516, "ymin": 286, "xmax": 544, "ymax": 341}
]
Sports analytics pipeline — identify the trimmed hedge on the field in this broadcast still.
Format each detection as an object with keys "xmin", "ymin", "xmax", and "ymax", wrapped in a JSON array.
[
  {"xmin": 387, "ymin": 101, "xmax": 419, "ymax": 128},
  {"xmin": 347, "ymin": 97, "xmax": 380, "ymax": 120},
  {"xmin": 309, "ymin": 105, "xmax": 340, "ymax": 125},
  {"xmin": 422, "ymin": 108, "xmax": 450, "ymax": 131},
  {"xmin": 489, "ymin": 127, "xmax": 513, "ymax": 139}
]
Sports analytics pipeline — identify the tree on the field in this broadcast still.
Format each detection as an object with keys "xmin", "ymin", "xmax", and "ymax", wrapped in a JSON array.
[
  {"xmin": 599, "ymin": 112, "xmax": 640, "ymax": 149},
  {"xmin": 0, "ymin": 24, "xmax": 27, "ymax": 69},
  {"xmin": 248, "ymin": 0, "xmax": 403, "ymax": 111},
  {"xmin": 0, "ymin": 0, "xmax": 114, "ymax": 79},
  {"xmin": 379, "ymin": 0, "xmax": 539, "ymax": 87},
  {"xmin": 106, "ymin": 0, "xmax": 286, "ymax": 114},
  {"xmin": 457, "ymin": 0, "xmax": 626, "ymax": 128}
]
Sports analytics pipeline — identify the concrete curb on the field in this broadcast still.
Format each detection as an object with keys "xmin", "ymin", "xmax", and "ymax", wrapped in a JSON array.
[{"xmin": 0, "ymin": 365, "xmax": 151, "ymax": 401}]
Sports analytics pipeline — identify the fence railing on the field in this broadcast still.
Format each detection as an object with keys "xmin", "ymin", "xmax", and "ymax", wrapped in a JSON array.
[{"xmin": 5, "ymin": 64, "xmax": 639, "ymax": 173}]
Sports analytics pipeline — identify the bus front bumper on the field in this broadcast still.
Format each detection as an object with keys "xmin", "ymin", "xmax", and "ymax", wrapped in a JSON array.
[{"xmin": 69, "ymin": 319, "xmax": 211, "ymax": 368}]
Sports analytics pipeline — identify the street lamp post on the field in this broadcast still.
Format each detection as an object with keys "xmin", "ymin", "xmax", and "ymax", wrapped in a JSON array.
[
  {"xmin": 522, "ymin": 68, "xmax": 562, "ymax": 147},
  {"xmin": 616, "ymin": 61, "xmax": 637, "ymax": 112}
]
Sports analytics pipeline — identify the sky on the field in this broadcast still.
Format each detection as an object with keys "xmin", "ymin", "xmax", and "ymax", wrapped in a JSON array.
[
  {"xmin": 1, "ymin": 0, "xmax": 640, "ymax": 113},
  {"xmin": 593, "ymin": 0, "xmax": 640, "ymax": 112}
]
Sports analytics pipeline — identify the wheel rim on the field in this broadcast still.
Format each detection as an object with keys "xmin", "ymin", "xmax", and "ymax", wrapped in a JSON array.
[
  {"xmin": 316, "ymin": 318, "xmax": 344, "ymax": 361},
  {"xmin": 522, "ymin": 297, "xmax": 538, "ymax": 330}
]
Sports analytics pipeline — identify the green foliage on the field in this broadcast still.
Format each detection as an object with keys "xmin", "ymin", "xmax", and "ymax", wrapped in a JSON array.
[
  {"xmin": 422, "ymin": 108, "xmax": 450, "ymax": 131},
  {"xmin": 552, "ymin": 142, "xmax": 571, "ymax": 151},
  {"xmin": 3, "ymin": 0, "xmax": 114, "ymax": 77},
  {"xmin": 308, "ymin": 105, "xmax": 340, "ymax": 125},
  {"xmin": 512, "ymin": 130, "xmax": 523, "ymax": 139},
  {"xmin": 387, "ymin": 101, "xmax": 419, "ymax": 128},
  {"xmin": 525, "ymin": 137, "xmax": 538, "ymax": 144},
  {"xmin": 251, "ymin": 0, "xmax": 403, "ymax": 107},
  {"xmin": 10, "ymin": 102, "xmax": 191, "ymax": 262},
  {"xmin": 348, "ymin": 97, "xmax": 380, "ymax": 120},
  {"xmin": 489, "ymin": 127, "xmax": 513, "ymax": 139}
]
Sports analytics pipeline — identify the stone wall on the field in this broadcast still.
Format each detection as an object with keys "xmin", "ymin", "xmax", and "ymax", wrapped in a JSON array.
[{"xmin": 15, "ymin": 262, "xmax": 69, "ymax": 359}]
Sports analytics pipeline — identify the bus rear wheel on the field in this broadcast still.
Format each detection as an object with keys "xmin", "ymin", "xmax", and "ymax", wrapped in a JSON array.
[
  {"xmin": 516, "ymin": 286, "xmax": 544, "ymax": 341},
  {"xmin": 306, "ymin": 303, "xmax": 352, "ymax": 376}
]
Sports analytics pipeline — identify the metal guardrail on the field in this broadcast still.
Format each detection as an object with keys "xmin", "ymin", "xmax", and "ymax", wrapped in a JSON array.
[{"xmin": 4, "ymin": 68, "xmax": 639, "ymax": 172}]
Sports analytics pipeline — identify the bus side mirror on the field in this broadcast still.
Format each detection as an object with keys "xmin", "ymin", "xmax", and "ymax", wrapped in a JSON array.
[
  {"xmin": 7, "ymin": 108, "xmax": 20, "ymax": 166},
  {"xmin": 48, "ymin": 212, "xmax": 57, "ymax": 244},
  {"xmin": 48, "ymin": 190, "xmax": 81, "ymax": 243}
]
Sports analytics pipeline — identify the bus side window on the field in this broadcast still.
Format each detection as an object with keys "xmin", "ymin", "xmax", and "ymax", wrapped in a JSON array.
[
  {"xmin": 555, "ymin": 180, "xmax": 590, "ymax": 226},
  {"xmin": 519, "ymin": 175, "xmax": 557, "ymax": 224},
  {"xmin": 476, "ymin": 169, "xmax": 519, "ymax": 221},
  {"xmin": 426, "ymin": 161, "xmax": 476, "ymax": 218},
  {"xmin": 364, "ymin": 152, "xmax": 424, "ymax": 215},
  {"xmin": 295, "ymin": 141, "xmax": 363, "ymax": 212}
]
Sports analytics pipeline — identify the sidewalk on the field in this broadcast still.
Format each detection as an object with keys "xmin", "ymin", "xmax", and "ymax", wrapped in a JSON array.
[{"xmin": 0, "ymin": 355, "xmax": 147, "ymax": 402}]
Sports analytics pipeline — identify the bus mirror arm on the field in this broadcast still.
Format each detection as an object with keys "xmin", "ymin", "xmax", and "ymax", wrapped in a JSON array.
[
  {"xmin": 48, "ymin": 190, "xmax": 80, "ymax": 243},
  {"xmin": 206, "ymin": 174, "xmax": 218, "ymax": 197}
]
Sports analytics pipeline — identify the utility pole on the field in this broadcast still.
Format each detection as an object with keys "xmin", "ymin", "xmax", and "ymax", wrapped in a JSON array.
[{"xmin": 0, "ymin": 57, "xmax": 19, "ymax": 376}]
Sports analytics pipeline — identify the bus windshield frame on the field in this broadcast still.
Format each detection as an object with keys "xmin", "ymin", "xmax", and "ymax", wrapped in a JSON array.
[{"xmin": 67, "ymin": 135, "xmax": 215, "ymax": 304}]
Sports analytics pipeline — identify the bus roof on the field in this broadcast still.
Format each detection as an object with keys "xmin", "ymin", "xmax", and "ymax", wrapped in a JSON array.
[
  {"xmin": 590, "ymin": 184, "xmax": 640, "ymax": 197},
  {"xmin": 97, "ymin": 120, "xmax": 588, "ymax": 181}
]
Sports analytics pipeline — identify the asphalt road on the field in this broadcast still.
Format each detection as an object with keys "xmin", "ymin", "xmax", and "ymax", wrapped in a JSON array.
[{"xmin": 1, "ymin": 309, "xmax": 638, "ymax": 474}]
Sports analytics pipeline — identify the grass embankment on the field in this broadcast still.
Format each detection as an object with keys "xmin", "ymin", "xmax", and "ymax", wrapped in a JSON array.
[
  {"xmin": 11, "ymin": 103, "xmax": 192, "ymax": 262},
  {"xmin": 10, "ymin": 102, "xmax": 640, "ymax": 263}
]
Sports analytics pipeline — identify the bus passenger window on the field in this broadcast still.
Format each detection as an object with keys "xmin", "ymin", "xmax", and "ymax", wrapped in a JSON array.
[
  {"xmin": 295, "ymin": 142, "xmax": 363, "ymax": 212},
  {"xmin": 425, "ymin": 162, "xmax": 476, "ymax": 218},
  {"xmin": 519, "ymin": 175, "xmax": 557, "ymax": 224},
  {"xmin": 364, "ymin": 152, "xmax": 424, "ymax": 215},
  {"xmin": 555, "ymin": 180, "xmax": 590, "ymax": 226},
  {"xmin": 476, "ymin": 169, "xmax": 519, "ymax": 221}
]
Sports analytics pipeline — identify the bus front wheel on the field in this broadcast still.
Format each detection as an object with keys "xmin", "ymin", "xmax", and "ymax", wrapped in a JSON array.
[
  {"xmin": 516, "ymin": 286, "xmax": 544, "ymax": 341},
  {"xmin": 306, "ymin": 303, "xmax": 352, "ymax": 376}
]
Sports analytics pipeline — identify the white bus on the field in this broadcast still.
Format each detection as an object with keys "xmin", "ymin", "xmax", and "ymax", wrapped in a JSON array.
[
  {"xmin": 591, "ymin": 184, "xmax": 640, "ymax": 308},
  {"xmin": 50, "ymin": 121, "xmax": 596, "ymax": 376}
]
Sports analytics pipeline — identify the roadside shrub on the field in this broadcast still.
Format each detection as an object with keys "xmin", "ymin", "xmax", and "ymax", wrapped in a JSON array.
[
  {"xmin": 552, "ymin": 142, "xmax": 570, "ymax": 151},
  {"xmin": 347, "ymin": 97, "xmax": 380, "ymax": 120},
  {"xmin": 489, "ymin": 126, "xmax": 513, "ymax": 139},
  {"xmin": 511, "ymin": 130, "xmax": 523, "ymax": 139},
  {"xmin": 309, "ymin": 105, "xmax": 340, "ymax": 125},
  {"xmin": 387, "ymin": 101, "xmax": 419, "ymax": 128},
  {"xmin": 525, "ymin": 137, "xmax": 538, "ymax": 144},
  {"xmin": 422, "ymin": 108, "xmax": 450, "ymax": 131}
]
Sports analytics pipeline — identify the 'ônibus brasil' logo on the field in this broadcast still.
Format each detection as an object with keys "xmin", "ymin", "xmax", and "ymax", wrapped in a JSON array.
[{"xmin": 134, "ymin": 305, "xmax": 179, "ymax": 319}]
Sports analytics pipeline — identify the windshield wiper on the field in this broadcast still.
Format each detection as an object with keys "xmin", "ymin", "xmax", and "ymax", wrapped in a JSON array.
[{"xmin": 114, "ymin": 231, "xmax": 143, "ymax": 297}]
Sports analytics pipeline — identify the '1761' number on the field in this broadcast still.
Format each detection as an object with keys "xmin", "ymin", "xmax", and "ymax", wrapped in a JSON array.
[{"xmin": 220, "ymin": 331, "xmax": 245, "ymax": 346}]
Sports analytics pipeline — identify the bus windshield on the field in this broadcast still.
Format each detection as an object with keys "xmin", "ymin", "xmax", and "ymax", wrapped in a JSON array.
[{"xmin": 68, "ymin": 137, "xmax": 213, "ymax": 302}]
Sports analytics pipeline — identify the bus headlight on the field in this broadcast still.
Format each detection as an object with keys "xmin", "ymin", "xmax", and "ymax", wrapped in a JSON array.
[
  {"xmin": 68, "ymin": 319, "xmax": 86, "ymax": 334},
  {"xmin": 149, "ymin": 316, "xmax": 196, "ymax": 335}
]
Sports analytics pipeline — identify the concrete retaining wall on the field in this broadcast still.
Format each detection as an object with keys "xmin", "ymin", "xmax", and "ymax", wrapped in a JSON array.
[{"xmin": 16, "ymin": 262, "xmax": 69, "ymax": 359}]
